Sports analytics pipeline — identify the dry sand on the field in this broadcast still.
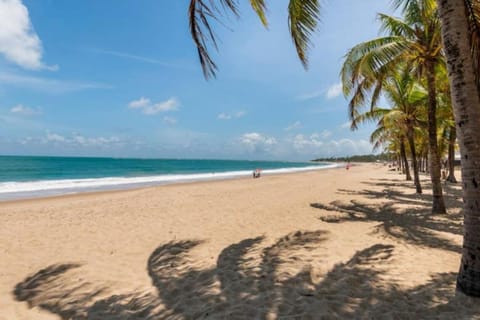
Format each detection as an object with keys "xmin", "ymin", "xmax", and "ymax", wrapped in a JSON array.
[{"xmin": 1, "ymin": 163, "xmax": 479, "ymax": 319}]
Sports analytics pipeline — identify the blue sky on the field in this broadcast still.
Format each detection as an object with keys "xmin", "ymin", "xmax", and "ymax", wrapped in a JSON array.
[{"xmin": 0, "ymin": 0, "xmax": 395, "ymax": 160}]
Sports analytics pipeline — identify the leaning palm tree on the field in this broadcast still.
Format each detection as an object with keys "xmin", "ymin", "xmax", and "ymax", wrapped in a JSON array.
[
  {"xmin": 341, "ymin": 0, "xmax": 445, "ymax": 213},
  {"xmin": 436, "ymin": 0, "xmax": 480, "ymax": 296}
]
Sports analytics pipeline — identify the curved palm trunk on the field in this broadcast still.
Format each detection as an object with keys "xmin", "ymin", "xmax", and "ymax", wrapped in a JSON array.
[
  {"xmin": 400, "ymin": 137, "xmax": 412, "ymax": 181},
  {"xmin": 447, "ymin": 126, "xmax": 458, "ymax": 183},
  {"xmin": 407, "ymin": 124, "xmax": 422, "ymax": 193},
  {"xmin": 425, "ymin": 61, "xmax": 447, "ymax": 214},
  {"xmin": 438, "ymin": 0, "xmax": 480, "ymax": 296}
]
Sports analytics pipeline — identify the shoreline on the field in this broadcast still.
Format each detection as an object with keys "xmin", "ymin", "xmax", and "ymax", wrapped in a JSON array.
[{"xmin": 0, "ymin": 162, "xmax": 344, "ymax": 203}]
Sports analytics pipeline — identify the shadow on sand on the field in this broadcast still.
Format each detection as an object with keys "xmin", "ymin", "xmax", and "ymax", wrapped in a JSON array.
[
  {"xmin": 311, "ymin": 176, "xmax": 463, "ymax": 253},
  {"xmin": 13, "ymin": 229, "xmax": 480, "ymax": 319}
]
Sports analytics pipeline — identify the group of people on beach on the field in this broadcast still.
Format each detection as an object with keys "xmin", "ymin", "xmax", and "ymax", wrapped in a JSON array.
[{"xmin": 253, "ymin": 168, "xmax": 261, "ymax": 178}]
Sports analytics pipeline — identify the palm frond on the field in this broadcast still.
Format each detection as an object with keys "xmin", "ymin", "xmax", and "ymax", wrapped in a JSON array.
[
  {"xmin": 189, "ymin": 0, "xmax": 270, "ymax": 79},
  {"xmin": 288, "ymin": 0, "xmax": 321, "ymax": 68},
  {"xmin": 189, "ymin": 0, "xmax": 239, "ymax": 79},
  {"xmin": 378, "ymin": 13, "xmax": 416, "ymax": 38},
  {"xmin": 250, "ymin": 0, "xmax": 268, "ymax": 26}
]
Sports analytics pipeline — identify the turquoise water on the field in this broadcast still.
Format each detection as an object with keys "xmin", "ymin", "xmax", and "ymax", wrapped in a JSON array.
[{"xmin": 0, "ymin": 156, "xmax": 335, "ymax": 200}]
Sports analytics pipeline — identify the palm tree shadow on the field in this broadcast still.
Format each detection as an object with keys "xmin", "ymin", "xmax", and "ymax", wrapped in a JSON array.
[
  {"xmin": 147, "ymin": 230, "xmax": 329, "ymax": 318},
  {"xmin": 311, "ymin": 175, "xmax": 463, "ymax": 253},
  {"xmin": 361, "ymin": 177, "xmax": 464, "ymax": 209},
  {"xmin": 12, "ymin": 231, "xmax": 329, "ymax": 319},
  {"xmin": 13, "ymin": 263, "xmax": 113, "ymax": 319},
  {"xmin": 147, "ymin": 240, "xmax": 480, "ymax": 318},
  {"xmin": 13, "ymin": 230, "xmax": 480, "ymax": 320},
  {"xmin": 311, "ymin": 199, "xmax": 461, "ymax": 253},
  {"xmin": 14, "ymin": 231, "xmax": 480, "ymax": 318}
]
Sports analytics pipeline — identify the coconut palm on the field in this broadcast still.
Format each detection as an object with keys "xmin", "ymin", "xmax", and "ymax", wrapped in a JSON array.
[
  {"xmin": 435, "ymin": 63, "xmax": 457, "ymax": 183},
  {"xmin": 436, "ymin": 0, "xmax": 480, "ymax": 296},
  {"xmin": 349, "ymin": 67, "xmax": 425, "ymax": 193},
  {"xmin": 370, "ymin": 119, "xmax": 409, "ymax": 175},
  {"xmin": 341, "ymin": 0, "xmax": 445, "ymax": 212}
]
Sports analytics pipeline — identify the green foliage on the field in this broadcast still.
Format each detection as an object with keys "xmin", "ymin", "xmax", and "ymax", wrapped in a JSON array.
[
  {"xmin": 312, "ymin": 153, "xmax": 391, "ymax": 163},
  {"xmin": 189, "ymin": 0, "xmax": 321, "ymax": 79}
]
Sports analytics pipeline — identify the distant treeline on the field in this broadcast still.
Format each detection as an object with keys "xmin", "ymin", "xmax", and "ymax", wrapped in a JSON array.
[{"xmin": 312, "ymin": 154, "xmax": 391, "ymax": 163}]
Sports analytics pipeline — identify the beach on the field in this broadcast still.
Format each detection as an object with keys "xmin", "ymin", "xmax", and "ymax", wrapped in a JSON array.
[{"xmin": 1, "ymin": 163, "xmax": 477, "ymax": 319}]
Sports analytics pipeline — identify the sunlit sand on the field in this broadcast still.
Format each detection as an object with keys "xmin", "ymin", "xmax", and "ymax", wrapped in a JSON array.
[{"xmin": 1, "ymin": 164, "xmax": 477, "ymax": 319}]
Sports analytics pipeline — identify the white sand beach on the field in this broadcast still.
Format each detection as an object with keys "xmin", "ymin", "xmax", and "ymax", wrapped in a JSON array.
[{"xmin": 0, "ymin": 163, "xmax": 478, "ymax": 319}]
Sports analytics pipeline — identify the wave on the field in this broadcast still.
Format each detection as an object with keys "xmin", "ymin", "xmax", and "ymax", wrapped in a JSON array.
[{"xmin": 0, "ymin": 163, "xmax": 340, "ymax": 200}]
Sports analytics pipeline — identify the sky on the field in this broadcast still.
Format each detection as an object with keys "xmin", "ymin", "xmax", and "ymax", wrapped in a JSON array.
[{"xmin": 0, "ymin": 0, "xmax": 396, "ymax": 160}]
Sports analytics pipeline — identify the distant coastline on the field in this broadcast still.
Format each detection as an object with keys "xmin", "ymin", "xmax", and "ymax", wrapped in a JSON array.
[{"xmin": 312, "ymin": 153, "xmax": 390, "ymax": 163}]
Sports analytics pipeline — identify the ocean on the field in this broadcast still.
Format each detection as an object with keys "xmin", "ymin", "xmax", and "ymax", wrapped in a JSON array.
[{"xmin": 0, "ymin": 156, "xmax": 337, "ymax": 200}]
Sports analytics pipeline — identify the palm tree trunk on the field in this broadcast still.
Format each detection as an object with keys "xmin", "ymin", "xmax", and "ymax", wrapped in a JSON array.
[
  {"xmin": 400, "ymin": 137, "xmax": 412, "ymax": 181},
  {"xmin": 407, "ymin": 124, "xmax": 422, "ymax": 193},
  {"xmin": 438, "ymin": 0, "xmax": 480, "ymax": 296},
  {"xmin": 425, "ymin": 151, "xmax": 429, "ymax": 174},
  {"xmin": 425, "ymin": 60, "xmax": 446, "ymax": 214},
  {"xmin": 447, "ymin": 126, "xmax": 458, "ymax": 183}
]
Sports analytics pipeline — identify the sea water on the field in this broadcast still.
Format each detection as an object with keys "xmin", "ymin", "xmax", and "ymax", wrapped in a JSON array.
[{"xmin": 0, "ymin": 156, "xmax": 337, "ymax": 200}]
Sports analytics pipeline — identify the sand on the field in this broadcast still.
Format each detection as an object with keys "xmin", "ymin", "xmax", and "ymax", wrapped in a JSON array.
[{"xmin": 1, "ymin": 163, "xmax": 478, "ymax": 319}]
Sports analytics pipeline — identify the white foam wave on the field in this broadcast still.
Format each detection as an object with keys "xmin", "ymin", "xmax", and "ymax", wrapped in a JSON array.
[{"xmin": 0, "ymin": 163, "xmax": 340, "ymax": 200}]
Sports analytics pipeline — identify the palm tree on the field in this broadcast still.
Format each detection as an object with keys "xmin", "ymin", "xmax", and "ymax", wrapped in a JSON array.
[
  {"xmin": 348, "ymin": 67, "xmax": 425, "ymax": 193},
  {"xmin": 189, "ymin": 0, "xmax": 321, "ymax": 79},
  {"xmin": 436, "ymin": 0, "xmax": 480, "ymax": 296},
  {"xmin": 341, "ymin": 0, "xmax": 446, "ymax": 213},
  {"xmin": 341, "ymin": 0, "xmax": 445, "ymax": 212},
  {"xmin": 369, "ymin": 119, "xmax": 409, "ymax": 177},
  {"xmin": 436, "ymin": 63, "xmax": 457, "ymax": 183}
]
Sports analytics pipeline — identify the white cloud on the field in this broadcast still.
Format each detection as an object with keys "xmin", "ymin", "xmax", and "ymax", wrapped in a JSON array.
[
  {"xmin": 0, "ymin": 0, "xmax": 55, "ymax": 70},
  {"xmin": 232, "ymin": 130, "xmax": 374, "ymax": 159},
  {"xmin": 128, "ymin": 97, "xmax": 150, "ymax": 109},
  {"xmin": 287, "ymin": 133, "xmax": 372, "ymax": 158},
  {"xmin": 340, "ymin": 121, "xmax": 351, "ymax": 129},
  {"xmin": 72, "ymin": 134, "xmax": 121, "ymax": 147},
  {"xmin": 297, "ymin": 83, "xmax": 344, "ymax": 101},
  {"xmin": 46, "ymin": 132, "xmax": 66, "ymax": 143},
  {"xmin": 240, "ymin": 132, "xmax": 277, "ymax": 153},
  {"xmin": 163, "ymin": 116, "xmax": 177, "ymax": 125},
  {"xmin": 326, "ymin": 82, "xmax": 343, "ymax": 99},
  {"xmin": 292, "ymin": 134, "xmax": 323, "ymax": 151},
  {"xmin": 324, "ymin": 139, "xmax": 372, "ymax": 156},
  {"xmin": 320, "ymin": 130, "xmax": 332, "ymax": 139},
  {"xmin": 217, "ymin": 113, "xmax": 231, "ymax": 120},
  {"xmin": 10, "ymin": 104, "xmax": 41, "ymax": 116},
  {"xmin": 36, "ymin": 131, "xmax": 123, "ymax": 148},
  {"xmin": 128, "ymin": 97, "xmax": 179, "ymax": 115},
  {"xmin": 217, "ymin": 110, "xmax": 246, "ymax": 120},
  {"xmin": 285, "ymin": 120, "xmax": 302, "ymax": 131}
]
